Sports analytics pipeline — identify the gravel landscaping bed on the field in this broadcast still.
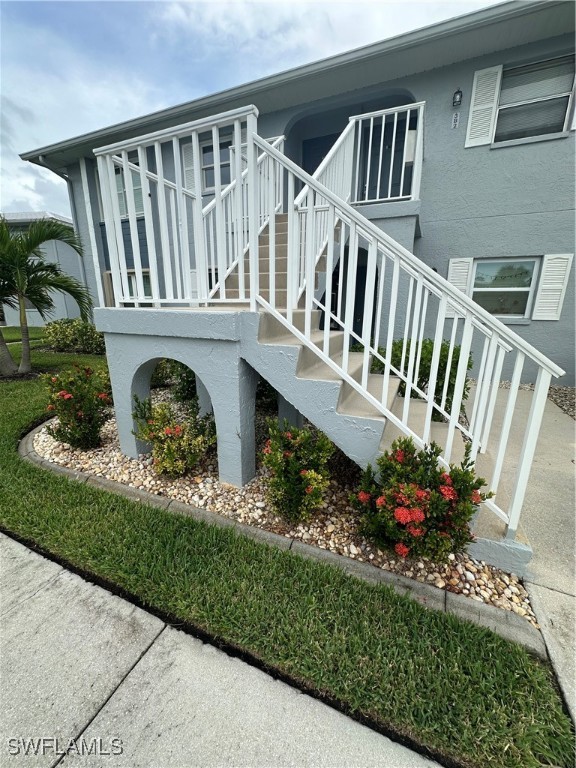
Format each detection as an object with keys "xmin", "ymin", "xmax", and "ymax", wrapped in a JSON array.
[{"xmin": 33, "ymin": 392, "xmax": 539, "ymax": 629}]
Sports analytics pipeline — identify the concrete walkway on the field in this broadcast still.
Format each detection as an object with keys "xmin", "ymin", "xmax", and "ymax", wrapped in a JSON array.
[{"xmin": 0, "ymin": 534, "xmax": 439, "ymax": 768}]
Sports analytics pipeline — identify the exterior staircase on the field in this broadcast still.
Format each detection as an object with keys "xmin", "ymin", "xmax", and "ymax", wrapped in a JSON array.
[{"xmin": 94, "ymin": 104, "xmax": 565, "ymax": 556}]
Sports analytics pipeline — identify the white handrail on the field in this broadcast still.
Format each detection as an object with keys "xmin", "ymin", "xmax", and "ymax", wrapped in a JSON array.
[
  {"xmin": 254, "ymin": 135, "xmax": 563, "ymax": 377},
  {"xmin": 94, "ymin": 105, "xmax": 260, "ymax": 155}
]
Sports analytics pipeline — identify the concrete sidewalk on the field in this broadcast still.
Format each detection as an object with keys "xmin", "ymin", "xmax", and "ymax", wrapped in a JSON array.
[{"xmin": 0, "ymin": 534, "xmax": 439, "ymax": 768}]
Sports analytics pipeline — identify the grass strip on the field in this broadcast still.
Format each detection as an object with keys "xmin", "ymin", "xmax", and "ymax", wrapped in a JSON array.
[
  {"xmin": 1, "ymin": 325, "xmax": 45, "ymax": 343},
  {"xmin": 1, "ymin": 350, "xmax": 574, "ymax": 768}
]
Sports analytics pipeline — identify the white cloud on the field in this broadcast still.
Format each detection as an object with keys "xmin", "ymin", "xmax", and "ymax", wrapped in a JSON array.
[
  {"xmin": 1, "ymin": 15, "xmax": 171, "ymax": 215},
  {"xmin": 2, "ymin": 0, "xmax": 503, "ymax": 214},
  {"xmin": 156, "ymin": 0, "xmax": 503, "ymax": 79}
]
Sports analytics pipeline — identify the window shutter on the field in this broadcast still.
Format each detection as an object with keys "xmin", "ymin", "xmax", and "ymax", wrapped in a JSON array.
[
  {"xmin": 532, "ymin": 254, "xmax": 573, "ymax": 320},
  {"xmin": 182, "ymin": 142, "xmax": 195, "ymax": 193},
  {"xmin": 115, "ymin": 170, "xmax": 127, "ymax": 217},
  {"xmin": 446, "ymin": 258, "xmax": 473, "ymax": 317},
  {"xmin": 131, "ymin": 170, "xmax": 144, "ymax": 215},
  {"xmin": 465, "ymin": 66, "xmax": 503, "ymax": 147}
]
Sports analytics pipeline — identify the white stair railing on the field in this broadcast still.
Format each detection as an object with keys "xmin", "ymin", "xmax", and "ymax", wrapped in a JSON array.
[
  {"xmin": 95, "ymin": 105, "xmax": 277, "ymax": 307},
  {"xmin": 351, "ymin": 102, "xmax": 425, "ymax": 203},
  {"xmin": 202, "ymin": 135, "xmax": 285, "ymax": 301},
  {"xmin": 249, "ymin": 133, "xmax": 564, "ymax": 537}
]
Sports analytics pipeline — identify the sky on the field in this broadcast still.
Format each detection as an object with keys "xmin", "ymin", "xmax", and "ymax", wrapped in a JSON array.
[{"xmin": 1, "ymin": 0, "xmax": 505, "ymax": 216}]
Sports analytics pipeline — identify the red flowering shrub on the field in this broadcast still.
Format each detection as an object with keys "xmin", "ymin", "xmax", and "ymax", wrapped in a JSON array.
[
  {"xmin": 43, "ymin": 365, "xmax": 112, "ymax": 449},
  {"xmin": 262, "ymin": 419, "xmax": 334, "ymax": 522},
  {"xmin": 352, "ymin": 437, "xmax": 492, "ymax": 562},
  {"xmin": 132, "ymin": 396, "xmax": 215, "ymax": 477}
]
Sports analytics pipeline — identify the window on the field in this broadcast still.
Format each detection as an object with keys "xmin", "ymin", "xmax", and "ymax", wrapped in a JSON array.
[
  {"xmin": 447, "ymin": 254, "xmax": 573, "ymax": 321},
  {"xmin": 102, "ymin": 270, "xmax": 151, "ymax": 306},
  {"xmin": 465, "ymin": 55, "xmax": 575, "ymax": 147},
  {"xmin": 200, "ymin": 137, "xmax": 232, "ymax": 192},
  {"xmin": 471, "ymin": 259, "xmax": 539, "ymax": 318}
]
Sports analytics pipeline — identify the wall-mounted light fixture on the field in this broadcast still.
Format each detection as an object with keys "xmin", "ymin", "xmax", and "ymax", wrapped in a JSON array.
[{"xmin": 452, "ymin": 88, "xmax": 463, "ymax": 108}]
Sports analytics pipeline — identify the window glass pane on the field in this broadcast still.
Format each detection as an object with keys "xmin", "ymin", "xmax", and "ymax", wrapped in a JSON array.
[
  {"xmin": 219, "ymin": 141, "xmax": 232, "ymax": 163},
  {"xmin": 495, "ymin": 97, "xmax": 569, "ymax": 142},
  {"xmin": 143, "ymin": 273, "xmax": 152, "ymax": 295},
  {"xmin": 499, "ymin": 56, "xmax": 575, "ymax": 106},
  {"xmin": 202, "ymin": 145, "xmax": 214, "ymax": 166},
  {"xmin": 221, "ymin": 165, "xmax": 231, "ymax": 185},
  {"xmin": 473, "ymin": 290, "xmax": 529, "ymax": 316},
  {"xmin": 474, "ymin": 261, "xmax": 535, "ymax": 289},
  {"xmin": 203, "ymin": 168, "xmax": 215, "ymax": 189}
]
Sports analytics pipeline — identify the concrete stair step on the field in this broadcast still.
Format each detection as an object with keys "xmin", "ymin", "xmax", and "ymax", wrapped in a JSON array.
[
  {"xmin": 226, "ymin": 287, "xmax": 290, "ymax": 304},
  {"xmin": 228, "ymin": 272, "xmax": 290, "ymax": 290},
  {"xmin": 338, "ymin": 374, "xmax": 400, "ymax": 419},
  {"xmin": 258, "ymin": 310, "xmax": 321, "ymax": 338},
  {"xmin": 267, "ymin": 329, "xmax": 344, "ymax": 358},
  {"xmin": 297, "ymin": 351, "xmax": 365, "ymax": 383}
]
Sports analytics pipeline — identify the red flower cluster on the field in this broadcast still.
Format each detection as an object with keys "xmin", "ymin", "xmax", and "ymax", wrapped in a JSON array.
[
  {"xmin": 164, "ymin": 425, "xmax": 183, "ymax": 437},
  {"xmin": 439, "ymin": 485, "xmax": 458, "ymax": 501},
  {"xmin": 395, "ymin": 542, "xmax": 410, "ymax": 558},
  {"xmin": 393, "ymin": 506, "xmax": 412, "ymax": 524},
  {"xmin": 357, "ymin": 490, "xmax": 371, "ymax": 504},
  {"xmin": 394, "ymin": 449, "xmax": 405, "ymax": 463}
]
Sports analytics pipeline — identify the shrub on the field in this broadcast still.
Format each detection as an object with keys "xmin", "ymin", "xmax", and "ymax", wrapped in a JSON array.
[
  {"xmin": 44, "ymin": 365, "xmax": 112, "ymax": 448},
  {"xmin": 169, "ymin": 362, "xmax": 197, "ymax": 403},
  {"xmin": 132, "ymin": 395, "xmax": 215, "ymax": 477},
  {"xmin": 44, "ymin": 318, "xmax": 105, "ymax": 355},
  {"xmin": 352, "ymin": 437, "xmax": 492, "ymax": 563},
  {"xmin": 354, "ymin": 339, "xmax": 472, "ymax": 419},
  {"xmin": 150, "ymin": 359, "xmax": 197, "ymax": 402},
  {"xmin": 262, "ymin": 419, "xmax": 334, "ymax": 522}
]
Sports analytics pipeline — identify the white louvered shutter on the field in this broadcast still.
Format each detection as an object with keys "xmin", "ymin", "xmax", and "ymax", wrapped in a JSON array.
[
  {"xmin": 182, "ymin": 142, "xmax": 195, "ymax": 193},
  {"xmin": 131, "ymin": 170, "xmax": 144, "ymax": 215},
  {"xmin": 465, "ymin": 66, "xmax": 503, "ymax": 147},
  {"xmin": 446, "ymin": 258, "xmax": 473, "ymax": 317},
  {"xmin": 115, "ymin": 169, "xmax": 127, "ymax": 217},
  {"xmin": 532, "ymin": 254, "xmax": 573, "ymax": 320}
]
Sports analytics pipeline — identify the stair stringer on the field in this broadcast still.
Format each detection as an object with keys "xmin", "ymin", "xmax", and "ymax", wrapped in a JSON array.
[{"xmin": 240, "ymin": 314, "xmax": 387, "ymax": 468}]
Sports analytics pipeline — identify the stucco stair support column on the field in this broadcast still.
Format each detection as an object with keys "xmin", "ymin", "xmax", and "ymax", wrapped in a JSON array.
[
  {"xmin": 104, "ymin": 343, "xmax": 159, "ymax": 459},
  {"xmin": 278, "ymin": 394, "xmax": 304, "ymax": 429},
  {"xmin": 96, "ymin": 309, "xmax": 260, "ymax": 488},
  {"xmin": 210, "ymin": 357, "xmax": 258, "ymax": 487}
]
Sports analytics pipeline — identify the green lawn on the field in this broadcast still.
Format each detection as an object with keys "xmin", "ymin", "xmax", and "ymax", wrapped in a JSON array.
[
  {"xmin": 1, "ymin": 325, "xmax": 45, "ymax": 343},
  {"xmin": 1, "ymin": 349, "xmax": 574, "ymax": 768}
]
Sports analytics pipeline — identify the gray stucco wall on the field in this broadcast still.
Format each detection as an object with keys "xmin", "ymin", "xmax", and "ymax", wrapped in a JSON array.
[{"xmin": 65, "ymin": 32, "xmax": 574, "ymax": 381}]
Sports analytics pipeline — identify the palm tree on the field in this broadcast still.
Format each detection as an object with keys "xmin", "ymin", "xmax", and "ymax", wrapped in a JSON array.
[{"xmin": 0, "ymin": 216, "xmax": 92, "ymax": 375}]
